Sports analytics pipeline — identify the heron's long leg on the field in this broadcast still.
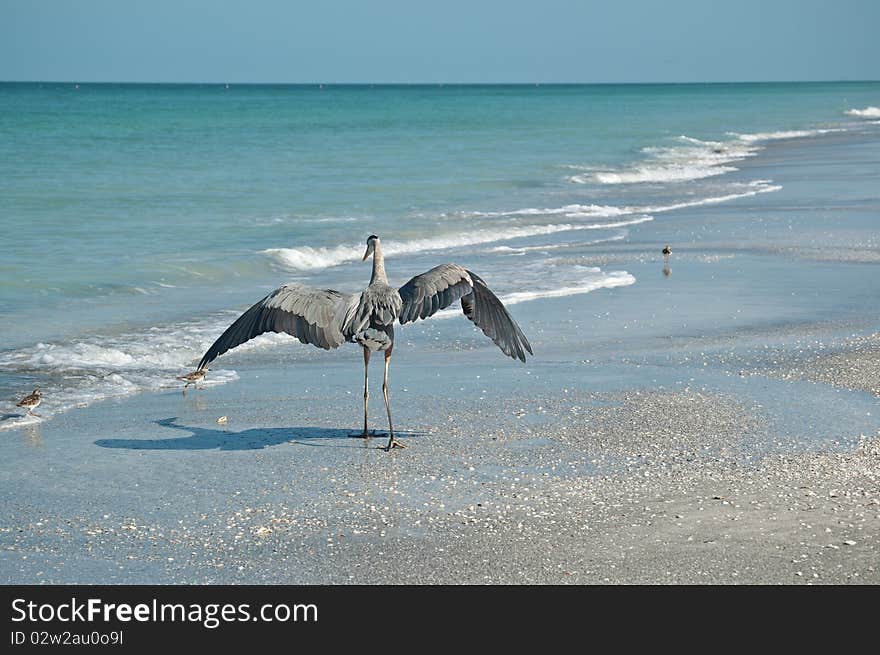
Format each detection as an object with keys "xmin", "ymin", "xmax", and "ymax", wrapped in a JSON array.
[
  {"xmin": 362, "ymin": 347, "xmax": 371, "ymax": 435},
  {"xmin": 349, "ymin": 347, "xmax": 373, "ymax": 439},
  {"xmin": 383, "ymin": 348, "xmax": 404, "ymax": 451}
]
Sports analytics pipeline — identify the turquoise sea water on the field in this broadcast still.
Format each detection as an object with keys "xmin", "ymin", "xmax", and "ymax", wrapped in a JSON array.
[{"xmin": 1, "ymin": 82, "xmax": 879, "ymax": 427}]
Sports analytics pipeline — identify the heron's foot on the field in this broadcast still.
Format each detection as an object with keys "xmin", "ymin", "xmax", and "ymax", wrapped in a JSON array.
[{"xmin": 384, "ymin": 438, "xmax": 405, "ymax": 452}]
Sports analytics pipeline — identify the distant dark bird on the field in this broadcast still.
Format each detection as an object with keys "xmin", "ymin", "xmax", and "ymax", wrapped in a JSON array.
[
  {"xmin": 662, "ymin": 245, "xmax": 672, "ymax": 263},
  {"xmin": 197, "ymin": 235, "xmax": 532, "ymax": 451},
  {"xmin": 177, "ymin": 369, "xmax": 207, "ymax": 394},
  {"xmin": 16, "ymin": 389, "xmax": 42, "ymax": 416}
]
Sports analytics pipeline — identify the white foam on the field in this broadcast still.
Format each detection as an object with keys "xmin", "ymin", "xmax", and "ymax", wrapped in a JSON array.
[
  {"xmin": 495, "ymin": 181, "xmax": 780, "ymax": 223},
  {"xmin": 845, "ymin": 106, "xmax": 880, "ymax": 118},
  {"xmin": 428, "ymin": 269, "xmax": 636, "ymax": 321},
  {"xmin": 264, "ymin": 216, "xmax": 654, "ymax": 271},
  {"xmin": 574, "ymin": 127, "xmax": 844, "ymax": 186},
  {"xmin": 730, "ymin": 128, "xmax": 845, "ymax": 143},
  {"xmin": 585, "ymin": 164, "xmax": 737, "ymax": 185},
  {"xmin": 488, "ymin": 233, "xmax": 628, "ymax": 254},
  {"xmin": 0, "ymin": 315, "xmax": 266, "ymax": 431},
  {"xmin": 252, "ymin": 214, "xmax": 365, "ymax": 227},
  {"xmin": 0, "ymin": 367, "xmax": 241, "ymax": 433},
  {"xmin": 676, "ymin": 135, "xmax": 723, "ymax": 146},
  {"xmin": 462, "ymin": 204, "xmax": 627, "ymax": 219},
  {"xmin": 264, "ymin": 244, "xmax": 359, "ymax": 270},
  {"xmin": 9, "ymin": 338, "xmax": 197, "ymax": 372},
  {"xmin": 470, "ymin": 179, "xmax": 781, "ymax": 228},
  {"xmin": 641, "ymin": 180, "xmax": 782, "ymax": 213},
  {"xmin": 580, "ymin": 216, "xmax": 654, "ymax": 229},
  {"xmin": 499, "ymin": 270, "xmax": 636, "ymax": 305},
  {"xmin": 572, "ymin": 134, "xmax": 758, "ymax": 185}
]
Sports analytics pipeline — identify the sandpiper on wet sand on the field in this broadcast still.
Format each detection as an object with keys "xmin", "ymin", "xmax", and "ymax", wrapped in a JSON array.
[
  {"xmin": 176, "ymin": 369, "xmax": 207, "ymax": 394},
  {"xmin": 16, "ymin": 389, "xmax": 42, "ymax": 416}
]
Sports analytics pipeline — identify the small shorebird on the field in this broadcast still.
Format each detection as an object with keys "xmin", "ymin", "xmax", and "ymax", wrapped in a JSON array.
[
  {"xmin": 177, "ymin": 369, "xmax": 207, "ymax": 394},
  {"xmin": 17, "ymin": 389, "xmax": 42, "ymax": 416},
  {"xmin": 662, "ymin": 245, "xmax": 672, "ymax": 263}
]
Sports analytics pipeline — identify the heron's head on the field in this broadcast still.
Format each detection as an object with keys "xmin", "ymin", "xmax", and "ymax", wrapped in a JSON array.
[{"xmin": 362, "ymin": 234, "xmax": 380, "ymax": 261}]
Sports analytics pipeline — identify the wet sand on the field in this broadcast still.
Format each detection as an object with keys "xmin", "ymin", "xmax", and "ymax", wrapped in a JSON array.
[{"xmin": 1, "ymin": 318, "xmax": 878, "ymax": 584}]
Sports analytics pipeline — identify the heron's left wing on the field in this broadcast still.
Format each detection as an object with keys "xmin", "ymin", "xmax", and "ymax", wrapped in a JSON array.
[
  {"xmin": 398, "ymin": 264, "xmax": 532, "ymax": 362},
  {"xmin": 197, "ymin": 284, "xmax": 360, "ymax": 369}
]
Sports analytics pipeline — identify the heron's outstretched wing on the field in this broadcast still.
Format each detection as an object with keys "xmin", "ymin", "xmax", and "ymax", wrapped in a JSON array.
[
  {"xmin": 398, "ymin": 264, "xmax": 532, "ymax": 362},
  {"xmin": 198, "ymin": 284, "xmax": 360, "ymax": 369}
]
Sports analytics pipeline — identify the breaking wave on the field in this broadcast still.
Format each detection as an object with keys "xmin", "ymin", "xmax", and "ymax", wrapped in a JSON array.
[
  {"xmin": 264, "ymin": 216, "xmax": 654, "ymax": 271},
  {"xmin": 844, "ymin": 106, "xmax": 880, "ymax": 119},
  {"xmin": 499, "ymin": 270, "xmax": 636, "ymax": 305},
  {"xmin": 572, "ymin": 127, "xmax": 845, "ymax": 186},
  {"xmin": 571, "ymin": 134, "xmax": 757, "ymax": 185},
  {"xmin": 431, "ymin": 268, "xmax": 636, "ymax": 320},
  {"xmin": 729, "ymin": 128, "xmax": 846, "ymax": 143},
  {"xmin": 0, "ymin": 316, "xmax": 295, "ymax": 431}
]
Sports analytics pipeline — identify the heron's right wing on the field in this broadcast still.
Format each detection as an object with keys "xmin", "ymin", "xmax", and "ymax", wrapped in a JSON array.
[
  {"xmin": 398, "ymin": 263, "xmax": 474, "ymax": 323},
  {"xmin": 198, "ymin": 284, "xmax": 360, "ymax": 369},
  {"xmin": 398, "ymin": 264, "xmax": 532, "ymax": 362}
]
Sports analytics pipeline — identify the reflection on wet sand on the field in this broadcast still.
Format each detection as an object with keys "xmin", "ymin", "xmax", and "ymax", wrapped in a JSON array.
[{"xmin": 23, "ymin": 423, "xmax": 44, "ymax": 448}]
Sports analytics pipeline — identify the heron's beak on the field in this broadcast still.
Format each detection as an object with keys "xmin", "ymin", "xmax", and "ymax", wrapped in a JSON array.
[{"xmin": 362, "ymin": 246, "xmax": 370, "ymax": 261}]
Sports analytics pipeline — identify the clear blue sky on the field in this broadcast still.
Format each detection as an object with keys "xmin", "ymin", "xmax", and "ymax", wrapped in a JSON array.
[{"xmin": 2, "ymin": 0, "xmax": 878, "ymax": 83}]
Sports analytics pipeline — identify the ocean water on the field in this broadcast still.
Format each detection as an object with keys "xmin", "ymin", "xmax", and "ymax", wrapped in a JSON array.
[{"xmin": 1, "ymin": 81, "xmax": 879, "ymax": 429}]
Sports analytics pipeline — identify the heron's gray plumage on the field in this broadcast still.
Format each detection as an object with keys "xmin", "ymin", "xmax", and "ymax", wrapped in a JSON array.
[
  {"xmin": 398, "ymin": 263, "xmax": 532, "ymax": 362},
  {"xmin": 398, "ymin": 263, "xmax": 473, "ymax": 323},
  {"xmin": 351, "ymin": 284, "xmax": 402, "ymax": 333},
  {"xmin": 461, "ymin": 271, "xmax": 532, "ymax": 362},
  {"xmin": 196, "ymin": 235, "xmax": 531, "ymax": 450},
  {"xmin": 198, "ymin": 284, "xmax": 362, "ymax": 369}
]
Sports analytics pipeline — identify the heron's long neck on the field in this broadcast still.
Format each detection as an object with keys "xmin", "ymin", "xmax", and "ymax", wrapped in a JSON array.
[{"xmin": 370, "ymin": 243, "xmax": 388, "ymax": 285}]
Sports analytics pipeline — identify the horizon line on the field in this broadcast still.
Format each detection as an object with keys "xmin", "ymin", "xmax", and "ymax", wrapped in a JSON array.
[{"xmin": 2, "ymin": 78, "xmax": 879, "ymax": 86}]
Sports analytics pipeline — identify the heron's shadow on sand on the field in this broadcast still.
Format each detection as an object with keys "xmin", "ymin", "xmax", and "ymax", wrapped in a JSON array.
[{"xmin": 95, "ymin": 417, "xmax": 421, "ymax": 451}]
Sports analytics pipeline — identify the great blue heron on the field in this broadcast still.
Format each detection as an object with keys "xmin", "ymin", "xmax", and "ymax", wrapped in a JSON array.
[
  {"xmin": 197, "ymin": 235, "xmax": 532, "ymax": 451},
  {"xmin": 16, "ymin": 388, "xmax": 42, "ymax": 416}
]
